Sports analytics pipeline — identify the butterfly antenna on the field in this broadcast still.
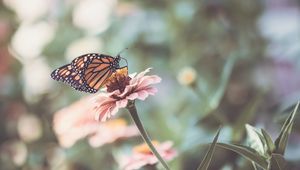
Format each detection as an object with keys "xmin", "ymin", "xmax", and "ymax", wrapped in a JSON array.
[
  {"xmin": 117, "ymin": 47, "xmax": 129, "ymax": 56},
  {"xmin": 121, "ymin": 57, "xmax": 128, "ymax": 67},
  {"xmin": 117, "ymin": 48, "xmax": 128, "ymax": 67}
]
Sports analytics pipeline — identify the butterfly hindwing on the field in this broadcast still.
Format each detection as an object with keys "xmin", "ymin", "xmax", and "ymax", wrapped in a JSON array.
[{"xmin": 50, "ymin": 64, "xmax": 85, "ymax": 90}]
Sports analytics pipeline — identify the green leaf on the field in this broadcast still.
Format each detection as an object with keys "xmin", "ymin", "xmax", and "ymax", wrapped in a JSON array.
[
  {"xmin": 245, "ymin": 124, "xmax": 266, "ymax": 155},
  {"xmin": 232, "ymin": 94, "xmax": 263, "ymax": 141},
  {"xmin": 261, "ymin": 129, "xmax": 275, "ymax": 156},
  {"xmin": 209, "ymin": 54, "xmax": 236, "ymax": 110},
  {"xmin": 268, "ymin": 154, "xmax": 286, "ymax": 170},
  {"xmin": 197, "ymin": 128, "xmax": 221, "ymax": 170},
  {"xmin": 216, "ymin": 143, "xmax": 268, "ymax": 169},
  {"xmin": 274, "ymin": 102, "xmax": 299, "ymax": 155}
]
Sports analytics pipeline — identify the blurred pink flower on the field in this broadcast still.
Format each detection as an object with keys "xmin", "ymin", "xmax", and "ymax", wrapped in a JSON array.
[
  {"xmin": 120, "ymin": 141, "xmax": 177, "ymax": 170},
  {"xmin": 53, "ymin": 96, "xmax": 138, "ymax": 148},
  {"xmin": 93, "ymin": 68, "xmax": 161, "ymax": 121}
]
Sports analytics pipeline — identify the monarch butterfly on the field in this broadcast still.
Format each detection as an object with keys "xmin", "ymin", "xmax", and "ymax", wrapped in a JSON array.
[{"xmin": 51, "ymin": 53, "xmax": 127, "ymax": 93}]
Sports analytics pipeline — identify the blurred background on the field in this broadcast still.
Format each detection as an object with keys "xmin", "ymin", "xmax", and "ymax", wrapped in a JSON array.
[{"xmin": 0, "ymin": 0, "xmax": 300, "ymax": 169}]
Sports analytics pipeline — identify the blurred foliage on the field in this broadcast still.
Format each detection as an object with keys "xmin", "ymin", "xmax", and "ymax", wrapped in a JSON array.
[{"xmin": 1, "ymin": 0, "xmax": 300, "ymax": 169}]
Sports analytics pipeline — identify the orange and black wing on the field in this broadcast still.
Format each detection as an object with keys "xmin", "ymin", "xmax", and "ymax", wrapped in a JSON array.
[
  {"xmin": 78, "ymin": 54, "xmax": 115, "ymax": 93},
  {"xmin": 51, "ymin": 53, "xmax": 118, "ymax": 93},
  {"xmin": 50, "ymin": 64, "xmax": 85, "ymax": 90}
]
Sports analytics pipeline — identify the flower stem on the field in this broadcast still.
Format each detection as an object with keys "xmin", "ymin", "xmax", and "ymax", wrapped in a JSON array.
[{"xmin": 127, "ymin": 101, "xmax": 170, "ymax": 170}]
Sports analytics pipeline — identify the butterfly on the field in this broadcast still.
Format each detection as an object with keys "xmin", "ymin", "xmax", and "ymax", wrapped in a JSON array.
[{"xmin": 51, "ymin": 53, "xmax": 127, "ymax": 93}]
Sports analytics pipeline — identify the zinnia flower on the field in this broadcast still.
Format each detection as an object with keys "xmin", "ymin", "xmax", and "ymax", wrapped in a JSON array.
[
  {"xmin": 120, "ymin": 141, "xmax": 177, "ymax": 170},
  {"xmin": 93, "ymin": 67, "xmax": 161, "ymax": 121},
  {"xmin": 53, "ymin": 96, "xmax": 138, "ymax": 148}
]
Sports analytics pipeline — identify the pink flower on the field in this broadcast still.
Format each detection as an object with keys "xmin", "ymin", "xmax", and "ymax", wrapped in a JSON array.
[
  {"xmin": 93, "ymin": 68, "xmax": 161, "ymax": 121},
  {"xmin": 53, "ymin": 96, "xmax": 139, "ymax": 148},
  {"xmin": 120, "ymin": 141, "xmax": 177, "ymax": 170}
]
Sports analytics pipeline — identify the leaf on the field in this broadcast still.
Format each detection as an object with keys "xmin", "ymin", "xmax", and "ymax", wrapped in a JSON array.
[
  {"xmin": 232, "ymin": 94, "xmax": 263, "ymax": 141},
  {"xmin": 269, "ymin": 154, "xmax": 286, "ymax": 170},
  {"xmin": 209, "ymin": 54, "xmax": 236, "ymax": 110},
  {"xmin": 216, "ymin": 143, "xmax": 268, "ymax": 169},
  {"xmin": 245, "ymin": 124, "xmax": 266, "ymax": 155},
  {"xmin": 261, "ymin": 129, "xmax": 275, "ymax": 156},
  {"xmin": 274, "ymin": 102, "xmax": 299, "ymax": 155},
  {"xmin": 197, "ymin": 128, "xmax": 221, "ymax": 170}
]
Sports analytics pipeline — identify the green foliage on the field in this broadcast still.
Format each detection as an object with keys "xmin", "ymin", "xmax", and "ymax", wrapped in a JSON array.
[
  {"xmin": 217, "ymin": 102, "xmax": 299, "ymax": 170},
  {"xmin": 274, "ymin": 102, "xmax": 299, "ymax": 155},
  {"xmin": 216, "ymin": 143, "xmax": 268, "ymax": 169},
  {"xmin": 268, "ymin": 154, "xmax": 286, "ymax": 170},
  {"xmin": 197, "ymin": 128, "xmax": 221, "ymax": 170},
  {"xmin": 261, "ymin": 129, "xmax": 275, "ymax": 156},
  {"xmin": 246, "ymin": 124, "xmax": 266, "ymax": 156}
]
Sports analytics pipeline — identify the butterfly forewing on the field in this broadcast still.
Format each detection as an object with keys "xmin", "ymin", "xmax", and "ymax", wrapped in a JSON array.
[
  {"xmin": 80, "ymin": 55, "xmax": 115, "ymax": 93},
  {"xmin": 51, "ymin": 53, "xmax": 121, "ymax": 93}
]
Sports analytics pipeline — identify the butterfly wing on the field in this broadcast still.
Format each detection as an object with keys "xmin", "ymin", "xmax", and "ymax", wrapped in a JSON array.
[
  {"xmin": 78, "ymin": 54, "xmax": 115, "ymax": 93},
  {"xmin": 50, "ymin": 64, "xmax": 85, "ymax": 90},
  {"xmin": 71, "ymin": 53, "xmax": 94, "ymax": 70},
  {"xmin": 51, "ymin": 54, "xmax": 119, "ymax": 93}
]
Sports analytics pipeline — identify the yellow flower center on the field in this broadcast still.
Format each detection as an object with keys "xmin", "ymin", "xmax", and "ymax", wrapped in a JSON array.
[
  {"xmin": 133, "ymin": 141, "xmax": 160, "ymax": 154},
  {"xmin": 106, "ymin": 67, "xmax": 128, "ymax": 82},
  {"xmin": 104, "ymin": 118, "xmax": 127, "ymax": 128},
  {"xmin": 105, "ymin": 67, "xmax": 131, "ymax": 93}
]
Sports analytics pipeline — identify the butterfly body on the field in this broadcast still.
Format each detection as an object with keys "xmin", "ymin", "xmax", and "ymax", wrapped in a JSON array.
[{"xmin": 51, "ymin": 53, "xmax": 123, "ymax": 93}]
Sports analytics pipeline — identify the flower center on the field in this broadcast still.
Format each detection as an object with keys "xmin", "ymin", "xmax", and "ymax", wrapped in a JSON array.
[
  {"xmin": 104, "ymin": 118, "xmax": 127, "ymax": 129},
  {"xmin": 105, "ymin": 67, "xmax": 131, "ymax": 93},
  {"xmin": 133, "ymin": 141, "xmax": 160, "ymax": 154}
]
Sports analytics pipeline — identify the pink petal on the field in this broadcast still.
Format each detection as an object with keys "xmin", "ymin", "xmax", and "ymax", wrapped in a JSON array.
[
  {"xmin": 88, "ymin": 124, "xmax": 138, "ymax": 148},
  {"xmin": 137, "ymin": 75, "xmax": 161, "ymax": 90},
  {"xmin": 53, "ymin": 96, "xmax": 98, "ymax": 147},
  {"xmin": 119, "ymin": 85, "xmax": 135, "ymax": 98},
  {"xmin": 116, "ymin": 99, "xmax": 128, "ymax": 108},
  {"xmin": 126, "ymin": 93, "xmax": 139, "ymax": 100},
  {"xmin": 124, "ymin": 125, "xmax": 139, "ymax": 137},
  {"xmin": 136, "ymin": 68, "xmax": 152, "ymax": 79},
  {"xmin": 123, "ymin": 159, "xmax": 149, "ymax": 170},
  {"xmin": 129, "ymin": 72, "xmax": 137, "ymax": 78},
  {"xmin": 130, "ymin": 68, "xmax": 152, "ymax": 85},
  {"xmin": 120, "ymin": 141, "xmax": 177, "ymax": 170},
  {"xmin": 109, "ymin": 105, "xmax": 119, "ymax": 117},
  {"xmin": 95, "ymin": 103, "xmax": 115, "ymax": 122},
  {"xmin": 136, "ymin": 90, "xmax": 149, "ymax": 100},
  {"xmin": 145, "ymin": 87, "xmax": 158, "ymax": 95}
]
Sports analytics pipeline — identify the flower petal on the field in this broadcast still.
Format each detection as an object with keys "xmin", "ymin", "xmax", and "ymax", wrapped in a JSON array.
[
  {"xmin": 130, "ymin": 68, "xmax": 152, "ymax": 85},
  {"xmin": 110, "ymin": 105, "xmax": 119, "ymax": 116},
  {"xmin": 120, "ymin": 141, "xmax": 177, "ymax": 170},
  {"xmin": 136, "ymin": 90, "xmax": 149, "ymax": 100},
  {"xmin": 144, "ymin": 87, "xmax": 158, "ymax": 95},
  {"xmin": 116, "ymin": 99, "xmax": 128, "ymax": 108},
  {"xmin": 126, "ymin": 92, "xmax": 139, "ymax": 100}
]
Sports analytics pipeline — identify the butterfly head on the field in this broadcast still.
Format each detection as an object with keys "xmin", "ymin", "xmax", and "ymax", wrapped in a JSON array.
[
  {"xmin": 114, "ymin": 54, "xmax": 128, "ymax": 69},
  {"xmin": 115, "ymin": 48, "xmax": 128, "ymax": 68},
  {"xmin": 112, "ymin": 55, "xmax": 121, "ymax": 69}
]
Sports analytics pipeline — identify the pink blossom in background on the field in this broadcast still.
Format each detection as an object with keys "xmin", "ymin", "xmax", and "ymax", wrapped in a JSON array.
[
  {"xmin": 53, "ymin": 96, "xmax": 138, "ymax": 148},
  {"xmin": 120, "ymin": 141, "xmax": 177, "ymax": 170},
  {"xmin": 93, "ymin": 68, "xmax": 161, "ymax": 122},
  {"xmin": 88, "ymin": 119, "xmax": 139, "ymax": 148}
]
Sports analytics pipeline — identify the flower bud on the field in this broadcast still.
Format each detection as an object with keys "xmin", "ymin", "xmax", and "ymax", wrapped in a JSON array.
[{"xmin": 177, "ymin": 66, "xmax": 197, "ymax": 86}]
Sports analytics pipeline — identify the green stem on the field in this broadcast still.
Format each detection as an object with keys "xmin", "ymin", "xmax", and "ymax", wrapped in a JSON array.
[{"xmin": 126, "ymin": 101, "xmax": 170, "ymax": 170}]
